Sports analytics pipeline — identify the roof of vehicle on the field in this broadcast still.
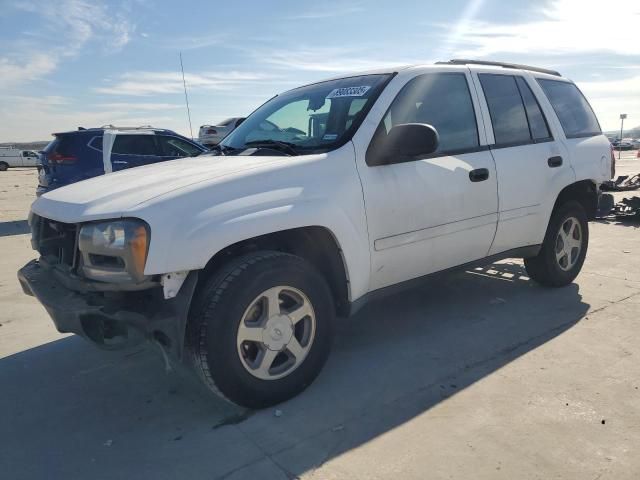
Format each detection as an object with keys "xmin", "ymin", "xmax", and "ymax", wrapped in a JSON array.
[
  {"xmin": 51, "ymin": 126, "xmax": 179, "ymax": 136},
  {"xmin": 315, "ymin": 59, "xmax": 566, "ymax": 84}
]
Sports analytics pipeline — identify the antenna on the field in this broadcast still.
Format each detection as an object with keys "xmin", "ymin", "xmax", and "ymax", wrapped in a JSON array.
[{"xmin": 179, "ymin": 52, "xmax": 194, "ymax": 140}]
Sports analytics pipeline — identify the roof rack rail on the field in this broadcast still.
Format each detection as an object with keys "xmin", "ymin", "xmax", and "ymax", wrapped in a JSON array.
[
  {"xmin": 436, "ymin": 59, "xmax": 561, "ymax": 77},
  {"xmin": 100, "ymin": 124, "xmax": 156, "ymax": 130}
]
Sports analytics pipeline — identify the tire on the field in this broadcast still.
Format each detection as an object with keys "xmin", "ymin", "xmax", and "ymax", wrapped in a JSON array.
[
  {"xmin": 0, "ymin": 162, "xmax": 8, "ymax": 171},
  {"xmin": 188, "ymin": 251, "xmax": 335, "ymax": 408},
  {"xmin": 524, "ymin": 200, "xmax": 589, "ymax": 287}
]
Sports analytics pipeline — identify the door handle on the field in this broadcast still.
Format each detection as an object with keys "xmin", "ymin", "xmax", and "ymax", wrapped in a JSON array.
[
  {"xmin": 548, "ymin": 156, "xmax": 563, "ymax": 167},
  {"xmin": 469, "ymin": 168, "xmax": 489, "ymax": 182}
]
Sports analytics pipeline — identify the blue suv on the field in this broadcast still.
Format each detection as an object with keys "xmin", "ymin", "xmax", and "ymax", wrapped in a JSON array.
[{"xmin": 37, "ymin": 126, "xmax": 207, "ymax": 196}]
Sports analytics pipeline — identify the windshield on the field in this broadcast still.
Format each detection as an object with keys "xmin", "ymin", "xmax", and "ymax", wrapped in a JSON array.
[{"xmin": 220, "ymin": 74, "xmax": 392, "ymax": 155}]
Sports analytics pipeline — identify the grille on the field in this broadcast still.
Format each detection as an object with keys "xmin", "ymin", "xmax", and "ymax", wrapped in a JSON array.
[{"xmin": 31, "ymin": 214, "xmax": 79, "ymax": 268}]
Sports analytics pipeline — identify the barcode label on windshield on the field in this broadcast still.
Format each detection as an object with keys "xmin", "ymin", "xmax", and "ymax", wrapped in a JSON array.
[{"xmin": 326, "ymin": 86, "xmax": 371, "ymax": 98}]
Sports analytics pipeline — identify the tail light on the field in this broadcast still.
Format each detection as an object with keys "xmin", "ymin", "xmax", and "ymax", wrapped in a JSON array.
[
  {"xmin": 610, "ymin": 145, "xmax": 616, "ymax": 179},
  {"xmin": 48, "ymin": 152, "xmax": 77, "ymax": 165},
  {"xmin": 206, "ymin": 128, "xmax": 217, "ymax": 135}
]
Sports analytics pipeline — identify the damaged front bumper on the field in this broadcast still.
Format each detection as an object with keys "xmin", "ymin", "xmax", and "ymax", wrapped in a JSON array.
[{"xmin": 18, "ymin": 259, "xmax": 198, "ymax": 358}]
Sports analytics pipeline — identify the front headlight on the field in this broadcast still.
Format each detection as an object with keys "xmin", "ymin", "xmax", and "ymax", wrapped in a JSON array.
[{"xmin": 78, "ymin": 219, "xmax": 150, "ymax": 283}]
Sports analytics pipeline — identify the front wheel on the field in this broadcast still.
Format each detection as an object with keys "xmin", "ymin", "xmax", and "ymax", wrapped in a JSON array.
[
  {"xmin": 524, "ymin": 201, "xmax": 589, "ymax": 287},
  {"xmin": 0, "ymin": 162, "xmax": 8, "ymax": 171},
  {"xmin": 188, "ymin": 251, "xmax": 334, "ymax": 408}
]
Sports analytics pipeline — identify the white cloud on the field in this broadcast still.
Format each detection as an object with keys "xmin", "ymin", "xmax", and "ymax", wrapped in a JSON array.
[
  {"xmin": 163, "ymin": 33, "xmax": 227, "ymax": 50},
  {"xmin": 255, "ymin": 46, "xmax": 413, "ymax": 74},
  {"xmin": 0, "ymin": 95, "xmax": 188, "ymax": 142},
  {"xmin": 286, "ymin": 5, "xmax": 365, "ymax": 20},
  {"xmin": 0, "ymin": 54, "xmax": 57, "ymax": 88},
  {"xmin": 95, "ymin": 71, "xmax": 280, "ymax": 96},
  {"xmin": 449, "ymin": 0, "xmax": 640, "ymax": 57},
  {"xmin": 0, "ymin": 0, "xmax": 136, "ymax": 89},
  {"xmin": 15, "ymin": 0, "xmax": 135, "ymax": 54},
  {"xmin": 95, "ymin": 102, "xmax": 183, "ymax": 110}
]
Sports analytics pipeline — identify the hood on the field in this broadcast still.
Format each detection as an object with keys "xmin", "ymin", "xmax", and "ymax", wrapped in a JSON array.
[{"xmin": 32, "ymin": 154, "xmax": 289, "ymax": 223}]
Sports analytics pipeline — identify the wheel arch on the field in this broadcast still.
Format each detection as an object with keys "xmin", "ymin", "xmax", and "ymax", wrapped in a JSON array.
[
  {"xmin": 552, "ymin": 179, "xmax": 598, "ymax": 220},
  {"xmin": 198, "ymin": 226, "xmax": 351, "ymax": 317}
]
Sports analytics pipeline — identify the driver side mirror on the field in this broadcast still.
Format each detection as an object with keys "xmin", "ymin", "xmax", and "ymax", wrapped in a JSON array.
[{"xmin": 367, "ymin": 123, "xmax": 439, "ymax": 166}]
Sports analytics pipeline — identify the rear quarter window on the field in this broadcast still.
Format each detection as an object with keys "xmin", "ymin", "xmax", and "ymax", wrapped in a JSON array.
[
  {"xmin": 537, "ymin": 79, "xmax": 601, "ymax": 138},
  {"xmin": 88, "ymin": 136, "xmax": 103, "ymax": 151}
]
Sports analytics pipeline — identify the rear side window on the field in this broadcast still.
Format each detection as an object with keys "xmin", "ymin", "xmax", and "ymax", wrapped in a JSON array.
[
  {"xmin": 479, "ymin": 74, "xmax": 530, "ymax": 146},
  {"xmin": 372, "ymin": 72, "xmax": 479, "ymax": 157},
  {"xmin": 537, "ymin": 79, "xmax": 601, "ymax": 138},
  {"xmin": 516, "ymin": 77, "xmax": 551, "ymax": 141},
  {"xmin": 112, "ymin": 135, "xmax": 157, "ymax": 156}
]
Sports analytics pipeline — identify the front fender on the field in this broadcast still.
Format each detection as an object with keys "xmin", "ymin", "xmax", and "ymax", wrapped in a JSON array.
[{"xmin": 136, "ymin": 151, "xmax": 371, "ymax": 301}]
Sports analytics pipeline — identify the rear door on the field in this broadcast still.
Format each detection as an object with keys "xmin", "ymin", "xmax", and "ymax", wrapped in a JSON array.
[
  {"xmin": 110, "ymin": 133, "xmax": 161, "ymax": 171},
  {"xmin": 536, "ymin": 78, "xmax": 611, "ymax": 185},
  {"xmin": 471, "ymin": 70, "xmax": 575, "ymax": 254}
]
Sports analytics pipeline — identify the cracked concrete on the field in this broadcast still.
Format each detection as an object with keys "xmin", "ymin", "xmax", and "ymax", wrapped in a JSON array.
[{"xmin": 1, "ymin": 153, "xmax": 639, "ymax": 480}]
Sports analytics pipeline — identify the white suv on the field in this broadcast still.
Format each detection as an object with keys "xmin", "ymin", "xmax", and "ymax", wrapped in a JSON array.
[{"xmin": 19, "ymin": 60, "xmax": 612, "ymax": 408}]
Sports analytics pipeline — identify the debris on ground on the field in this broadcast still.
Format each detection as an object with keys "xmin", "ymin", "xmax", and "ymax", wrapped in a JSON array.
[
  {"xmin": 490, "ymin": 297, "xmax": 507, "ymax": 305},
  {"xmin": 612, "ymin": 196, "xmax": 640, "ymax": 220},
  {"xmin": 274, "ymin": 409, "xmax": 283, "ymax": 417},
  {"xmin": 103, "ymin": 440, "xmax": 113, "ymax": 447},
  {"xmin": 601, "ymin": 174, "xmax": 640, "ymax": 192},
  {"xmin": 332, "ymin": 424, "xmax": 345, "ymax": 432},
  {"xmin": 596, "ymin": 195, "xmax": 640, "ymax": 221}
]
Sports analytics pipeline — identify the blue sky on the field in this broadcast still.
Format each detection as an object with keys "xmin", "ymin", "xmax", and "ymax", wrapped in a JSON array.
[{"xmin": 1, "ymin": 0, "xmax": 639, "ymax": 141}]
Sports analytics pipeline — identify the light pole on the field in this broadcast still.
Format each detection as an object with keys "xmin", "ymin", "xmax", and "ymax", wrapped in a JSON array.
[{"xmin": 619, "ymin": 113, "xmax": 627, "ymax": 160}]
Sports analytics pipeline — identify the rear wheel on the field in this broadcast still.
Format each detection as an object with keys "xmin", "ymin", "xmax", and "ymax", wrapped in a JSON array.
[
  {"xmin": 0, "ymin": 162, "xmax": 8, "ymax": 171},
  {"xmin": 524, "ymin": 201, "xmax": 589, "ymax": 287},
  {"xmin": 188, "ymin": 251, "xmax": 334, "ymax": 408}
]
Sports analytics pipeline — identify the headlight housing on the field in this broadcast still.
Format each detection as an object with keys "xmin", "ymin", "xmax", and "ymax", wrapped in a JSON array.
[{"xmin": 78, "ymin": 219, "xmax": 150, "ymax": 283}]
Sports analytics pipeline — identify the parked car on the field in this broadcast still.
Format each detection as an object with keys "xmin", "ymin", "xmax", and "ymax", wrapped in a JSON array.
[
  {"xmin": 612, "ymin": 140, "xmax": 633, "ymax": 150},
  {"xmin": 36, "ymin": 126, "xmax": 207, "ymax": 195},
  {"xmin": 198, "ymin": 117, "xmax": 244, "ymax": 147},
  {"xmin": 0, "ymin": 147, "xmax": 40, "ymax": 170},
  {"xmin": 19, "ymin": 60, "xmax": 611, "ymax": 408}
]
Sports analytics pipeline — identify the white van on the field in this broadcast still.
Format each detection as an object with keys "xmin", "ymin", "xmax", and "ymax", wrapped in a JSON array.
[{"xmin": 0, "ymin": 147, "xmax": 40, "ymax": 170}]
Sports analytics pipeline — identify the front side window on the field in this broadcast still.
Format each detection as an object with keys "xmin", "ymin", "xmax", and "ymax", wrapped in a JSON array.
[
  {"xmin": 220, "ymin": 74, "xmax": 391, "ymax": 155},
  {"xmin": 537, "ymin": 79, "xmax": 601, "ymax": 138},
  {"xmin": 157, "ymin": 136, "xmax": 202, "ymax": 157},
  {"xmin": 112, "ymin": 135, "xmax": 157, "ymax": 156},
  {"xmin": 368, "ymin": 72, "xmax": 479, "ymax": 163},
  {"xmin": 479, "ymin": 74, "xmax": 530, "ymax": 146}
]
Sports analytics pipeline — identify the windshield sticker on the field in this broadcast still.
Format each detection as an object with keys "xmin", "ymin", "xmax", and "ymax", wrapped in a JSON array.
[
  {"xmin": 322, "ymin": 133, "xmax": 338, "ymax": 141},
  {"xmin": 326, "ymin": 86, "xmax": 371, "ymax": 99}
]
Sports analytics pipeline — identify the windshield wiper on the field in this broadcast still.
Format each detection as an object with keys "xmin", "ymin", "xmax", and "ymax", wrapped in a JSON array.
[
  {"xmin": 206, "ymin": 144, "xmax": 238, "ymax": 156},
  {"xmin": 244, "ymin": 140, "xmax": 299, "ymax": 156}
]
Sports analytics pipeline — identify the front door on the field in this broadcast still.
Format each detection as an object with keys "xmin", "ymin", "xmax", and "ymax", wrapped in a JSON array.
[
  {"xmin": 21, "ymin": 151, "xmax": 38, "ymax": 167},
  {"xmin": 354, "ymin": 71, "xmax": 499, "ymax": 291}
]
